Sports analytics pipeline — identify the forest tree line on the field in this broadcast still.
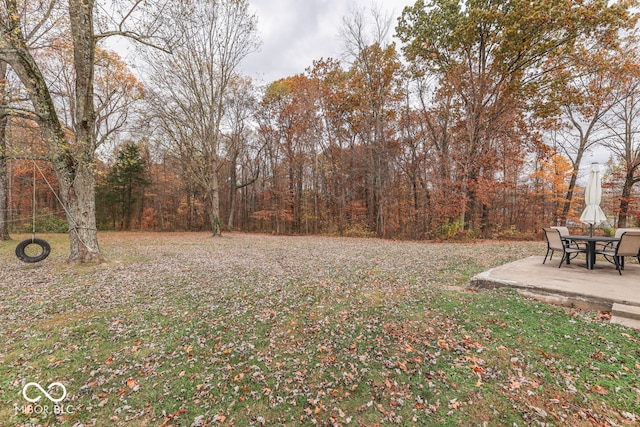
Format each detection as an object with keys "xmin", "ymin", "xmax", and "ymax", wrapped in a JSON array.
[{"xmin": 1, "ymin": 1, "xmax": 640, "ymax": 260}]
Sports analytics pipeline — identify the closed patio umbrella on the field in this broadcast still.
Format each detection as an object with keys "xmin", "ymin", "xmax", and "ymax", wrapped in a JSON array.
[{"xmin": 580, "ymin": 163, "xmax": 607, "ymax": 237}]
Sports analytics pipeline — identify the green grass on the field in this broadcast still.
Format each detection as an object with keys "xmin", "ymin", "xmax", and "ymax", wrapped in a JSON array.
[{"xmin": 0, "ymin": 232, "xmax": 638, "ymax": 426}]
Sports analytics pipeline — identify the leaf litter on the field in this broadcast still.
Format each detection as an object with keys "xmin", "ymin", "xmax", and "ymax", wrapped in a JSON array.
[{"xmin": 0, "ymin": 232, "xmax": 638, "ymax": 426}]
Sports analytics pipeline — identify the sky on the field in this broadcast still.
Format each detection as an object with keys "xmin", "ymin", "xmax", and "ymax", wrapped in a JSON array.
[{"xmin": 240, "ymin": 0, "xmax": 413, "ymax": 84}]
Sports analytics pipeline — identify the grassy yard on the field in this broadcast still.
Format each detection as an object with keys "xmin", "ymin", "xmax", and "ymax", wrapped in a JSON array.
[{"xmin": 0, "ymin": 232, "xmax": 638, "ymax": 426}]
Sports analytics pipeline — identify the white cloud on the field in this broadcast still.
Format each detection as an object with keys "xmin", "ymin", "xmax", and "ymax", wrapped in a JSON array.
[{"xmin": 241, "ymin": 0, "xmax": 407, "ymax": 85}]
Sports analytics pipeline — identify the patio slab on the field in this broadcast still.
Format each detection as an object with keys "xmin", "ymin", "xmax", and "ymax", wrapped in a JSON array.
[{"xmin": 469, "ymin": 256, "xmax": 640, "ymax": 329}]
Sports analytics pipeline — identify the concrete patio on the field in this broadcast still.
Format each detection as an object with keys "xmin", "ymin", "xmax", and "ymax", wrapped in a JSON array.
[{"xmin": 469, "ymin": 255, "xmax": 640, "ymax": 329}]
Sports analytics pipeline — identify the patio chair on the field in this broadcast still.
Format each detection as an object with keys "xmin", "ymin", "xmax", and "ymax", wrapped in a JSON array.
[
  {"xmin": 543, "ymin": 228, "xmax": 587, "ymax": 268},
  {"xmin": 597, "ymin": 228, "xmax": 640, "ymax": 260},
  {"xmin": 550, "ymin": 226, "xmax": 570, "ymax": 236},
  {"xmin": 551, "ymin": 226, "xmax": 571, "ymax": 246},
  {"xmin": 594, "ymin": 231, "xmax": 640, "ymax": 275},
  {"xmin": 615, "ymin": 227, "xmax": 640, "ymax": 238}
]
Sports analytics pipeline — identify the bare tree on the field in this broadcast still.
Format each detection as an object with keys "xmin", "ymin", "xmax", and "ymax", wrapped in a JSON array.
[
  {"xmin": 223, "ymin": 76, "xmax": 260, "ymax": 232},
  {"xmin": 550, "ymin": 48, "xmax": 623, "ymax": 224},
  {"xmin": 0, "ymin": 0, "xmax": 170, "ymax": 262},
  {"xmin": 143, "ymin": 0, "xmax": 259, "ymax": 236},
  {"xmin": 0, "ymin": 60, "xmax": 8, "ymax": 240},
  {"xmin": 601, "ymin": 48, "xmax": 640, "ymax": 228},
  {"xmin": 340, "ymin": 5, "xmax": 402, "ymax": 237}
]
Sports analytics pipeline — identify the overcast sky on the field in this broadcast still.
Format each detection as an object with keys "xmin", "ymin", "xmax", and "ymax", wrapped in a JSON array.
[{"xmin": 241, "ymin": 0, "xmax": 413, "ymax": 84}]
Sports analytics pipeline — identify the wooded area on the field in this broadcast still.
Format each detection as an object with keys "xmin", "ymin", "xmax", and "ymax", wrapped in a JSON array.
[{"xmin": 1, "ymin": 0, "xmax": 640, "ymax": 261}]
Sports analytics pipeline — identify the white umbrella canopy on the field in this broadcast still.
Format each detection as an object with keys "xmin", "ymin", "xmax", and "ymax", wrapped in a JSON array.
[{"xmin": 580, "ymin": 163, "xmax": 607, "ymax": 236}]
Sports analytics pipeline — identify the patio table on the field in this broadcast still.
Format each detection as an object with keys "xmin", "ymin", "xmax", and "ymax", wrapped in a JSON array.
[{"xmin": 564, "ymin": 235, "xmax": 619, "ymax": 270}]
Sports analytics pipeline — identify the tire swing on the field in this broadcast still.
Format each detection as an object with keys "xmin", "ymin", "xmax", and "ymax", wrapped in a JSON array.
[
  {"xmin": 15, "ymin": 161, "xmax": 51, "ymax": 263},
  {"xmin": 15, "ymin": 237, "xmax": 50, "ymax": 263}
]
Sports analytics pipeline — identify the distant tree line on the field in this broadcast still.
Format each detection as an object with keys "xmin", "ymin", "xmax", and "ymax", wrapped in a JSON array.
[{"xmin": 1, "ymin": 0, "xmax": 640, "ymax": 257}]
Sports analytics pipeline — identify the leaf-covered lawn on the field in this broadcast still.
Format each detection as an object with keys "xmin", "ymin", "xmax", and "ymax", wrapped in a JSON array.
[{"xmin": 0, "ymin": 232, "xmax": 638, "ymax": 426}]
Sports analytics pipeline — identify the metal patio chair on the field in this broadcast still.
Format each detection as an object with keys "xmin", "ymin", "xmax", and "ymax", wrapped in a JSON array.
[
  {"xmin": 551, "ymin": 226, "xmax": 571, "ymax": 246},
  {"xmin": 543, "ymin": 228, "xmax": 587, "ymax": 268},
  {"xmin": 594, "ymin": 231, "xmax": 640, "ymax": 275},
  {"xmin": 597, "ymin": 227, "xmax": 640, "ymax": 257},
  {"xmin": 614, "ymin": 228, "xmax": 640, "ymax": 238},
  {"xmin": 550, "ymin": 226, "xmax": 570, "ymax": 236}
]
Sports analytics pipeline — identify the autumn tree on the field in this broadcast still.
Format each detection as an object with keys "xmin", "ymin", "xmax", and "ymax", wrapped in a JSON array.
[
  {"xmin": 310, "ymin": 58, "xmax": 361, "ymax": 235},
  {"xmin": 396, "ymin": 0, "xmax": 638, "ymax": 235},
  {"xmin": 256, "ymin": 77, "xmax": 304, "ymax": 234},
  {"xmin": 0, "ymin": 0, "xmax": 170, "ymax": 262},
  {"xmin": 601, "ymin": 49, "xmax": 640, "ymax": 227},
  {"xmin": 531, "ymin": 151, "xmax": 576, "ymax": 225},
  {"xmin": 0, "ymin": 0, "xmax": 98, "ymax": 261},
  {"xmin": 257, "ymin": 73, "xmax": 327, "ymax": 233},
  {"xmin": 341, "ymin": 6, "xmax": 403, "ymax": 237},
  {"xmin": 143, "ymin": 0, "xmax": 259, "ymax": 236},
  {"xmin": 44, "ymin": 42, "xmax": 145, "ymax": 151},
  {"xmin": 545, "ymin": 45, "xmax": 631, "ymax": 224},
  {"xmin": 407, "ymin": 64, "xmax": 466, "ymax": 235}
]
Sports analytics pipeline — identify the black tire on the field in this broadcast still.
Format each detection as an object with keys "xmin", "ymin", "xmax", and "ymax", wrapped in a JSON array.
[{"xmin": 15, "ymin": 238, "xmax": 51, "ymax": 263}]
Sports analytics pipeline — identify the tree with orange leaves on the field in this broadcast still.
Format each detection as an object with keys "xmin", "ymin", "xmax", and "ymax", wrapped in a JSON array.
[
  {"xmin": 396, "ymin": 0, "xmax": 638, "ymax": 235},
  {"xmin": 342, "ymin": 6, "xmax": 404, "ymax": 237},
  {"xmin": 0, "ymin": 0, "xmax": 171, "ymax": 262},
  {"xmin": 531, "ymin": 152, "xmax": 577, "ymax": 225}
]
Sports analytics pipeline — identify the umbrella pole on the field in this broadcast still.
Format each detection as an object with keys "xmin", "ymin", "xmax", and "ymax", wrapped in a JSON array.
[{"xmin": 589, "ymin": 223, "xmax": 593, "ymax": 237}]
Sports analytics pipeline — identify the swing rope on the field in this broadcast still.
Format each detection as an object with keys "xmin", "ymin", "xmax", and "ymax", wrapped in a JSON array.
[
  {"xmin": 31, "ymin": 160, "xmax": 90, "ymax": 249},
  {"xmin": 31, "ymin": 159, "xmax": 36, "ymax": 241},
  {"xmin": 14, "ymin": 161, "xmax": 52, "ymax": 263}
]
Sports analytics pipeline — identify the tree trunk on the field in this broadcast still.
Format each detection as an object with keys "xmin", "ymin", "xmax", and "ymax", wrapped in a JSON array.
[
  {"xmin": 560, "ymin": 150, "xmax": 584, "ymax": 224},
  {"xmin": 67, "ymin": 0, "xmax": 101, "ymax": 262},
  {"xmin": 0, "ymin": 60, "xmax": 9, "ymax": 241},
  {"xmin": 0, "ymin": 6, "xmax": 101, "ymax": 261},
  {"xmin": 617, "ymin": 168, "xmax": 636, "ymax": 228},
  {"xmin": 209, "ymin": 166, "xmax": 221, "ymax": 236},
  {"xmin": 228, "ymin": 186, "xmax": 236, "ymax": 232},
  {"xmin": 227, "ymin": 152, "xmax": 238, "ymax": 232},
  {"xmin": 0, "ymin": 112, "xmax": 9, "ymax": 241},
  {"xmin": 65, "ymin": 162, "xmax": 101, "ymax": 262}
]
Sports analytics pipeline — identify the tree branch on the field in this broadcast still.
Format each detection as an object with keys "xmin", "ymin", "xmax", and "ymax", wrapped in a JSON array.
[
  {"xmin": 96, "ymin": 30, "xmax": 172, "ymax": 54},
  {"xmin": 0, "ymin": 106, "xmax": 41, "ymax": 122},
  {"xmin": 95, "ymin": 0, "xmax": 175, "ymax": 54},
  {"xmin": 25, "ymin": 0, "xmax": 57, "ymax": 42}
]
